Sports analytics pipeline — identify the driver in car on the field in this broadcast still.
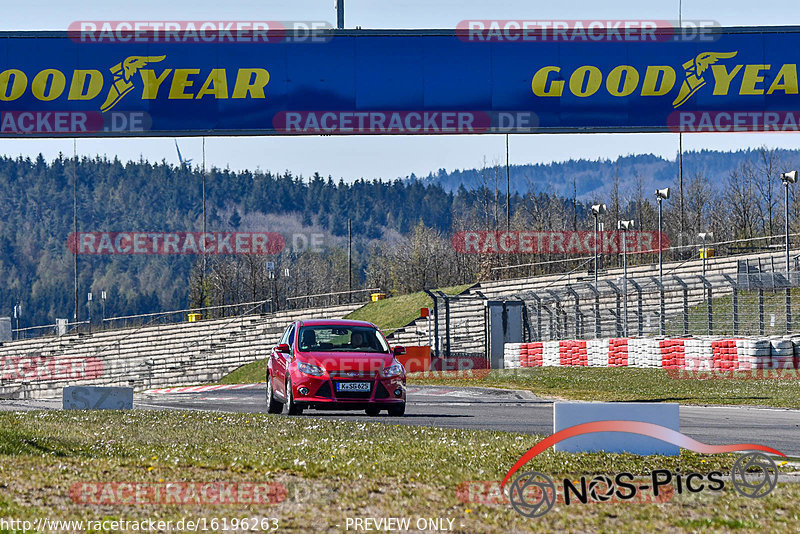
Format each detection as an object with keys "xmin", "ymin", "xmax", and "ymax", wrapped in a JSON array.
[{"xmin": 350, "ymin": 331, "xmax": 367, "ymax": 349}]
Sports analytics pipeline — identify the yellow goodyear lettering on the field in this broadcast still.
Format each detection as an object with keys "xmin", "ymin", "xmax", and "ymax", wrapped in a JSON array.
[
  {"xmin": 68, "ymin": 70, "xmax": 103, "ymax": 100},
  {"xmin": 606, "ymin": 65, "xmax": 639, "ymax": 97},
  {"xmin": 530, "ymin": 58, "xmax": 800, "ymax": 104},
  {"xmin": 169, "ymin": 69, "xmax": 201, "ymax": 99},
  {"xmin": 767, "ymin": 64, "xmax": 798, "ymax": 95},
  {"xmin": 0, "ymin": 69, "xmax": 27, "ymax": 101},
  {"xmin": 740, "ymin": 64, "xmax": 770, "ymax": 95},
  {"xmin": 531, "ymin": 66, "xmax": 563, "ymax": 97},
  {"xmin": 641, "ymin": 66, "xmax": 675, "ymax": 96},
  {"xmin": 140, "ymin": 69, "xmax": 172, "ymax": 99},
  {"xmin": 709, "ymin": 64, "xmax": 742, "ymax": 95},
  {"xmin": 196, "ymin": 69, "xmax": 229, "ymax": 99},
  {"xmin": 569, "ymin": 66, "xmax": 602, "ymax": 97},
  {"xmin": 31, "ymin": 69, "xmax": 66, "ymax": 101},
  {"xmin": 232, "ymin": 68, "xmax": 270, "ymax": 98}
]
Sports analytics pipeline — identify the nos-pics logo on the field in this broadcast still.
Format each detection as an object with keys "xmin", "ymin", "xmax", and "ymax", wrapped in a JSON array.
[{"xmin": 501, "ymin": 420, "xmax": 783, "ymax": 518}]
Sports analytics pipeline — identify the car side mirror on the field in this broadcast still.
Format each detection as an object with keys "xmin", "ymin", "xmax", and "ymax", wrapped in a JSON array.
[
  {"xmin": 276, "ymin": 343, "xmax": 290, "ymax": 353},
  {"xmin": 393, "ymin": 345, "xmax": 406, "ymax": 356}
]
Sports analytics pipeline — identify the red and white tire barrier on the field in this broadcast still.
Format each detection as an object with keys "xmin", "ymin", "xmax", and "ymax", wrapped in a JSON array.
[{"xmin": 504, "ymin": 336, "xmax": 800, "ymax": 370}]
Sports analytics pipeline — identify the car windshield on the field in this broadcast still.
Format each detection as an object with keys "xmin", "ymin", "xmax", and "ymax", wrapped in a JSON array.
[{"xmin": 297, "ymin": 325, "xmax": 390, "ymax": 353}]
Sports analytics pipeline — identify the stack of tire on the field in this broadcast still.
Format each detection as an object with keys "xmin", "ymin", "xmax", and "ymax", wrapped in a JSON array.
[
  {"xmin": 607, "ymin": 338, "xmax": 629, "ymax": 367},
  {"xmin": 734, "ymin": 339, "xmax": 772, "ymax": 370},
  {"xmin": 501, "ymin": 336, "xmax": 800, "ymax": 370},
  {"xmin": 503, "ymin": 342, "xmax": 522, "ymax": 369},
  {"xmin": 659, "ymin": 338, "xmax": 686, "ymax": 369},
  {"xmin": 770, "ymin": 338, "xmax": 794, "ymax": 369}
]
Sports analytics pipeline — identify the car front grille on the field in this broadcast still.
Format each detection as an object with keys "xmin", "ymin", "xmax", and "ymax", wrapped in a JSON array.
[{"xmin": 315, "ymin": 382, "xmax": 332, "ymax": 398}]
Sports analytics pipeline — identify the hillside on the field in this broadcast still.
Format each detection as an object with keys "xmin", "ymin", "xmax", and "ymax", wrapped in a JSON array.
[{"xmin": 412, "ymin": 148, "xmax": 800, "ymax": 200}]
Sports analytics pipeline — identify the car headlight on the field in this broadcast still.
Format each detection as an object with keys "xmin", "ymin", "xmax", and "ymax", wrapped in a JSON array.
[
  {"xmin": 297, "ymin": 361, "xmax": 325, "ymax": 376},
  {"xmin": 382, "ymin": 362, "xmax": 405, "ymax": 378}
]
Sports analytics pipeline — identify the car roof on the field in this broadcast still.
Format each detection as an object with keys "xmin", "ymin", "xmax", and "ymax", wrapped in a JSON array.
[{"xmin": 297, "ymin": 318, "xmax": 376, "ymax": 328}]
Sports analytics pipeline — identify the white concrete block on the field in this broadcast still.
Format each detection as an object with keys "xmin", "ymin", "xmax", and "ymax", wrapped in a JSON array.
[
  {"xmin": 63, "ymin": 386, "xmax": 133, "ymax": 410},
  {"xmin": 553, "ymin": 402, "xmax": 680, "ymax": 455}
]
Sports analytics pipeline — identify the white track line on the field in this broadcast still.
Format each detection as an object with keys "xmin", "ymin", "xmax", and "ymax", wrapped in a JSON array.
[{"xmin": 146, "ymin": 383, "xmax": 263, "ymax": 394}]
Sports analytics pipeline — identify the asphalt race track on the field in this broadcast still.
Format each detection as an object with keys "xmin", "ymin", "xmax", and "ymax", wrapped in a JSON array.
[{"xmin": 130, "ymin": 385, "xmax": 800, "ymax": 457}]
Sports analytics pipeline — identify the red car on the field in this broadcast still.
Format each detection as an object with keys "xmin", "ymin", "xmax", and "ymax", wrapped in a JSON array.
[{"xmin": 265, "ymin": 319, "xmax": 406, "ymax": 416}]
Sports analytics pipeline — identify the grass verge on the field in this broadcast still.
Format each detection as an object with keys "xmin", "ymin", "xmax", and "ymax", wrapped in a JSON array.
[
  {"xmin": 217, "ymin": 359, "xmax": 267, "ymax": 385},
  {"xmin": 344, "ymin": 284, "xmax": 472, "ymax": 335},
  {"xmin": 408, "ymin": 367, "xmax": 800, "ymax": 409},
  {"xmin": 1, "ymin": 410, "xmax": 796, "ymax": 532}
]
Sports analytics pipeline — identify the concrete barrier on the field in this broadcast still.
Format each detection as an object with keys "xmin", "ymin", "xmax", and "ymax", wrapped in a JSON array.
[
  {"xmin": 553, "ymin": 402, "xmax": 680, "ymax": 455},
  {"xmin": 63, "ymin": 386, "xmax": 133, "ymax": 410}
]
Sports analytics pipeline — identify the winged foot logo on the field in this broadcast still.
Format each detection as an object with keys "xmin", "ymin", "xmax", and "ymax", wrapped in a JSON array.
[
  {"xmin": 531, "ymin": 50, "xmax": 797, "ymax": 109},
  {"xmin": 672, "ymin": 51, "xmax": 738, "ymax": 107},
  {"xmin": 101, "ymin": 55, "xmax": 166, "ymax": 112},
  {"xmin": 0, "ymin": 54, "xmax": 270, "ymax": 114}
]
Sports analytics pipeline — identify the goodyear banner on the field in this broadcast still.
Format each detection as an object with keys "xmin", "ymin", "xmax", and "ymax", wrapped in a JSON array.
[{"xmin": 0, "ymin": 28, "xmax": 798, "ymax": 136}]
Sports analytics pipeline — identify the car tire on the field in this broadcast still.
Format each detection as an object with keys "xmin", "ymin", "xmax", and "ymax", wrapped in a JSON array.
[
  {"xmin": 365, "ymin": 406, "xmax": 381, "ymax": 417},
  {"xmin": 266, "ymin": 373, "xmax": 283, "ymax": 414},
  {"xmin": 286, "ymin": 378, "xmax": 304, "ymax": 415},
  {"xmin": 387, "ymin": 403, "xmax": 405, "ymax": 417}
]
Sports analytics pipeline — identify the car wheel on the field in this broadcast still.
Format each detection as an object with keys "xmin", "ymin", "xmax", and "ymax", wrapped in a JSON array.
[
  {"xmin": 365, "ymin": 406, "xmax": 381, "ymax": 417},
  {"xmin": 387, "ymin": 403, "xmax": 405, "ymax": 417},
  {"xmin": 266, "ymin": 373, "xmax": 283, "ymax": 414},
  {"xmin": 286, "ymin": 378, "xmax": 304, "ymax": 415}
]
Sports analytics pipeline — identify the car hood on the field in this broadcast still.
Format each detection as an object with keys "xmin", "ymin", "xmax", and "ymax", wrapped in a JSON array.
[{"xmin": 300, "ymin": 351, "xmax": 394, "ymax": 375}]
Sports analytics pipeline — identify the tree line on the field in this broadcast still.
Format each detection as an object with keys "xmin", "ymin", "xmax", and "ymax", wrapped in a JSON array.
[{"xmin": 0, "ymin": 147, "xmax": 796, "ymax": 328}]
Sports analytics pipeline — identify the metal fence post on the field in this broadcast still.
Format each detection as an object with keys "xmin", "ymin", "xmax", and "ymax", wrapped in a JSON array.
[
  {"xmin": 673, "ymin": 276, "xmax": 689, "ymax": 336},
  {"xmin": 441, "ymin": 292, "xmax": 451, "ymax": 358},
  {"xmin": 723, "ymin": 274, "xmax": 739, "ymax": 336},
  {"xmin": 567, "ymin": 286, "xmax": 580, "ymax": 338},
  {"xmin": 585, "ymin": 282, "xmax": 601, "ymax": 339},
  {"xmin": 605, "ymin": 281, "xmax": 623, "ymax": 337},
  {"xmin": 759, "ymin": 288, "xmax": 765, "ymax": 335},
  {"xmin": 707, "ymin": 285, "xmax": 713, "ymax": 336},
  {"xmin": 423, "ymin": 290, "xmax": 439, "ymax": 358},
  {"xmin": 628, "ymin": 279, "xmax": 643, "ymax": 336}
]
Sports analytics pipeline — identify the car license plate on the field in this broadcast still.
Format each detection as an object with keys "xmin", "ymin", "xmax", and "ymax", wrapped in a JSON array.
[{"xmin": 335, "ymin": 381, "xmax": 371, "ymax": 392}]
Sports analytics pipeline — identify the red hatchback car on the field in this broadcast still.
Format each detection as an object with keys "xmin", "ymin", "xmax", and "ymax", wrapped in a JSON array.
[{"xmin": 266, "ymin": 319, "xmax": 406, "ymax": 416}]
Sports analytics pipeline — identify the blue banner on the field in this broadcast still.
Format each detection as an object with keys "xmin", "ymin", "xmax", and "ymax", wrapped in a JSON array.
[{"xmin": 0, "ymin": 27, "xmax": 798, "ymax": 136}]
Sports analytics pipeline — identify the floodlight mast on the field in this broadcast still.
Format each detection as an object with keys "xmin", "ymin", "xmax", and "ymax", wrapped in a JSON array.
[
  {"xmin": 336, "ymin": 0, "xmax": 344, "ymax": 29},
  {"xmin": 654, "ymin": 188, "xmax": 670, "ymax": 335},
  {"xmin": 617, "ymin": 219, "xmax": 634, "ymax": 336},
  {"xmin": 591, "ymin": 203, "xmax": 607, "ymax": 288},
  {"xmin": 781, "ymin": 171, "xmax": 798, "ymax": 276},
  {"xmin": 780, "ymin": 170, "xmax": 798, "ymax": 333}
]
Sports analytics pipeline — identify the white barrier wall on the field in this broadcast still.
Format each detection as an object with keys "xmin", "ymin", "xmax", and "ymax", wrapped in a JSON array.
[{"xmin": 503, "ymin": 336, "xmax": 800, "ymax": 370}]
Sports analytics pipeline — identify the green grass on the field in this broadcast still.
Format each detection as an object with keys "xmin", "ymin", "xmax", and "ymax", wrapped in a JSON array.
[
  {"xmin": 408, "ymin": 367, "xmax": 800, "ymax": 409},
  {"xmin": 218, "ymin": 359, "xmax": 267, "ymax": 384},
  {"xmin": 344, "ymin": 284, "xmax": 472, "ymax": 334},
  {"xmin": 2, "ymin": 410, "xmax": 797, "ymax": 532}
]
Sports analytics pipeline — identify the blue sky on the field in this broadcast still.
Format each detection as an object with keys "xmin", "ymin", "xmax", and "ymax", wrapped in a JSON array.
[{"xmin": 2, "ymin": 0, "xmax": 800, "ymax": 181}]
